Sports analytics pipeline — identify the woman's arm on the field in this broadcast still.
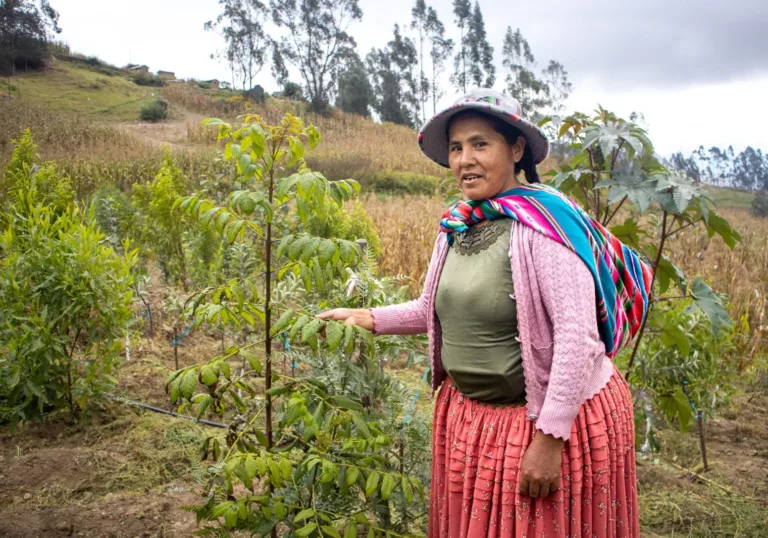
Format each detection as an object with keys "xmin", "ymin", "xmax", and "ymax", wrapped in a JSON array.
[
  {"xmin": 531, "ymin": 231, "xmax": 607, "ymax": 441},
  {"xmin": 369, "ymin": 232, "xmax": 445, "ymax": 336},
  {"xmin": 318, "ymin": 232, "xmax": 445, "ymax": 336}
]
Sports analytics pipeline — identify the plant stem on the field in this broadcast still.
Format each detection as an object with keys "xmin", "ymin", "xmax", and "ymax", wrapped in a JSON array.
[
  {"xmin": 66, "ymin": 328, "xmax": 83, "ymax": 421},
  {"xmin": 603, "ymin": 195, "xmax": 628, "ymax": 227},
  {"xmin": 666, "ymin": 218, "xmax": 702, "ymax": 238},
  {"xmin": 625, "ymin": 212, "xmax": 668, "ymax": 378}
]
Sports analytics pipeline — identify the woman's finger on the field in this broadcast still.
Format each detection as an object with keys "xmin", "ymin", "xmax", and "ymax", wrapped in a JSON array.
[
  {"xmin": 316, "ymin": 309, "xmax": 336, "ymax": 320},
  {"xmin": 343, "ymin": 315, "xmax": 357, "ymax": 326},
  {"xmin": 539, "ymin": 482, "xmax": 550, "ymax": 498},
  {"xmin": 528, "ymin": 481, "xmax": 540, "ymax": 498},
  {"xmin": 518, "ymin": 476, "xmax": 529, "ymax": 497}
]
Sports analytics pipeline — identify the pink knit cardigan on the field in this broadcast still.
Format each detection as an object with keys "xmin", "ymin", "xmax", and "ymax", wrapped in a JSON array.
[{"xmin": 371, "ymin": 220, "xmax": 615, "ymax": 441}]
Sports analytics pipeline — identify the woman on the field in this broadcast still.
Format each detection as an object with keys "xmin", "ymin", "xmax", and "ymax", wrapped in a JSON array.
[{"xmin": 320, "ymin": 89, "xmax": 645, "ymax": 537}]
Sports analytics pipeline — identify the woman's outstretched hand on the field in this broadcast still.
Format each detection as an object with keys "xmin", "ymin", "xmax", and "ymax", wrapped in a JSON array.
[
  {"xmin": 518, "ymin": 431, "xmax": 564, "ymax": 499},
  {"xmin": 316, "ymin": 308, "xmax": 375, "ymax": 333}
]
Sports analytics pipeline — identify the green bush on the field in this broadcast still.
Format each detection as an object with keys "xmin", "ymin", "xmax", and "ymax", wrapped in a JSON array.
[
  {"xmin": 308, "ymin": 200, "xmax": 382, "ymax": 256},
  {"xmin": 140, "ymin": 101, "xmax": 168, "ymax": 122},
  {"xmin": 0, "ymin": 134, "xmax": 136, "ymax": 425},
  {"xmin": 751, "ymin": 190, "xmax": 768, "ymax": 218}
]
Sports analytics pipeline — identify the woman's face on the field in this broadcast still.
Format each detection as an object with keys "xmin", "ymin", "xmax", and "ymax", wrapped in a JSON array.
[{"xmin": 447, "ymin": 114, "xmax": 525, "ymax": 201}]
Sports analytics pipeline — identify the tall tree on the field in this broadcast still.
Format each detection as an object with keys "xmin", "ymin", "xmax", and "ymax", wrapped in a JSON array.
[
  {"xmin": 426, "ymin": 8, "xmax": 453, "ymax": 114},
  {"xmin": 335, "ymin": 50, "xmax": 373, "ymax": 117},
  {"xmin": 367, "ymin": 24, "xmax": 418, "ymax": 127},
  {"xmin": 466, "ymin": 1, "xmax": 494, "ymax": 88},
  {"xmin": 205, "ymin": 0, "xmax": 268, "ymax": 92},
  {"xmin": 542, "ymin": 60, "xmax": 572, "ymax": 114},
  {"xmin": 270, "ymin": 0, "xmax": 363, "ymax": 113},
  {"xmin": 410, "ymin": 0, "xmax": 430, "ymax": 124},
  {"xmin": 450, "ymin": 0, "xmax": 471, "ymax": 93},
  {"xmin": 501, "ymin": 26, "xmax": 549, "ymax": 117},
  {"xmin": 0, "ymin": 0, "xmax": 61, "ymax": 76}
]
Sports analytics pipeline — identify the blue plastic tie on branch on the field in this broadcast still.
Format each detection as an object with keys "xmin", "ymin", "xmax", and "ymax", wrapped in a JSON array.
[
  {"xmin": 403, "ymin": 368, "xmax": 430, "ymax": 425},
  {"xmin": 171, "ymin": 323, "xmax": 195, "ymax": 348},
  {"xmin": 283, "ymin": 332, "xmax": 297, "ymax": 369},
  {"xmin": 680, "ymin": 379, "xmax": 702, "ymax": 420}
]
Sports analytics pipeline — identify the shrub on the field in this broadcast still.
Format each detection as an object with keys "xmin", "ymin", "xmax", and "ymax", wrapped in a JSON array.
[
  {"xmin": 0, "ymin": 133, "xmax": 136, "ymax": 425},
  {"xmin": 751, "ymin": 190, "xmax": 768, "ymax": 218},
  {"xmin": 131, "ymin": 72, "xmax": 165, "ymax": 87},
  {"xmin": 363, "ymin": 171, "xmax": 438, "ymax": 196},
  {"xmin": 140, "ymin": 101, "xmax": 168, "ymax": 122}
]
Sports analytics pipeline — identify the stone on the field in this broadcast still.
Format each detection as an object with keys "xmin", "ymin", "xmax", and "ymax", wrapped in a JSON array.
[
  {"xmin": 23, "ymin": 493, "xmax": 32, "ymax": 501},
  {"xmin": 55, "ymin": 522, "xmax": 71, "ymax": 532}
]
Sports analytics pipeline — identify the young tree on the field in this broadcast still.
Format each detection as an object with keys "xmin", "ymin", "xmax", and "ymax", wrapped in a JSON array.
[
  {"xmin": 205, "ymin": 0, "xmax": 269, "ymax": 92},
  {"xmin": 335, "ymin": 50, "xmax": 373, "ymax": 117},
  {"xmin": 450, "ymin": 0, "xmax": 471, "ymax": 93},
  {"xmin": 426, "ymin": 6, "xmax": 453, "ymax": 114},
  {"xmin": 367, "ymin": 25, "xmax": 419, "ymax": 127},
  {"xmin": 502, "ymin": 26, "xmax": 550, "ymax": 117},
  {"xmin": 270, "ymin": 0, "xmax": 363, "ymax": 113},
  {"xmin": 466, "ymin": 1, "xmax": 494, "ymax": 88},
  {"xmin": 0, "ymin": 0, "xmax": 61, "ymax": 76}
]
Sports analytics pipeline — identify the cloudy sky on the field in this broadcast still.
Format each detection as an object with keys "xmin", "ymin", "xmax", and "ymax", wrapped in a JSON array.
[{"xmin": 53, "ymin": 0, "xmax": 768, "ymax": 156}]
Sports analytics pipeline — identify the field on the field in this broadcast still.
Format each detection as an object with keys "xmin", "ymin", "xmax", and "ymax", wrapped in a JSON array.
[{"xmin": 0, "ymin": 60, "xmax": 767, "ymax": 538}]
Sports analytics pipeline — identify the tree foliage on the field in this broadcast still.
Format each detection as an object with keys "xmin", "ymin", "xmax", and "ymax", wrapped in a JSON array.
[
  {"xmin": 546, "ymin": 108, "xmax": 741, "ymax": 433},
  {"xmin": 167, "ymin": 114, "xmax": 430, "ymax": 535},
  {"xmin": 205, "ymin": 0, "xmax": 269, "ymax": 92},
  {"xmin": 0, "ymin": 0, "xmax": 61, "ymax": 75},
  {"xmin": 335, "ymin": 50, "xmax": 373, "ymax": 117},
  {"xmin": 270, "ymin": 0, "xmax": 363, "ymax": 113},
  {"xmin": 367, "ymin": 25, "xmax": 419, "ymax": 127},
  {"xmin": 0, "ymin": 131, "xmax": 135, "ymax": 425}
]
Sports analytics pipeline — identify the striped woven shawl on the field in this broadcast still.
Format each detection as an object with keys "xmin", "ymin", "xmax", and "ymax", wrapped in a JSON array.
[{"xmin": 439, "ymin": 183, "xmax": 654, "ymax": 358}]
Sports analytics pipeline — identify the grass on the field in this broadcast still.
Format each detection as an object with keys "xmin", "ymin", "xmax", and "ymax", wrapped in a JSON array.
[
  {"xmin": 0, "ymin": 59, "xmax": 157, "ymax": 122},
  {"xmin": 706, "ymin": 185, "xmax": 756, "ymax": 210}
]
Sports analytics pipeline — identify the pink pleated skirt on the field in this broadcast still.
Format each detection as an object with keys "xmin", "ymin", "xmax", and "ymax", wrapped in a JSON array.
[{"xmin": 429, "ymin": 366, "xmax": 639, "ymax": 538}]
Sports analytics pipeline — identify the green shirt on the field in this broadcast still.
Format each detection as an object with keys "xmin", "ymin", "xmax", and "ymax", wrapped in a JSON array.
[{"xmin": 435, "ymin": 219, "xmax": 526, "ymax": 405}]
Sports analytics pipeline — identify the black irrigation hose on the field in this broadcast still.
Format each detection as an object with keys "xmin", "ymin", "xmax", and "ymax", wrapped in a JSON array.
[{"xmin": 106, "ymin": 393, "xmax": 229, "ymax": 429}]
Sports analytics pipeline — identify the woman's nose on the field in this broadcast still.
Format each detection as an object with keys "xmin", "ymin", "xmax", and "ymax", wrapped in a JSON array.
[{"xmin": 460, "ymin": 147, "xmax": 476, "ymax": 167}]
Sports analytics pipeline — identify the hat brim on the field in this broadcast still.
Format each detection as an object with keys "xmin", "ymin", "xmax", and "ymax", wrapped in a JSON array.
[{"xmin": 417, "ymin": 101, "xmax": 550, "ymax": 167}]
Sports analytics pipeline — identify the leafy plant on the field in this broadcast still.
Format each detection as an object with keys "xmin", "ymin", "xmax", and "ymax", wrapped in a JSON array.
[
  {"xmin": 0, "ymin": 133, "xmax": 136, "ymax": 425},
  {"xmin": 546, "ymin": 107, "xmax": 741, "ymax": 440},
  {"xmin": 140, "ymin": 100, "xmax": 169, "ymax": 121},
  {"xmin": 132, "ymin": 151, "xmax": 192, "ymax": 288},
  {"xmin": 166, "ymin": 113, "xmax": 428, "ymax": 535},
  {"xmin": 751, "ymin": 190, "xmax": 768, "ymax": 218}
]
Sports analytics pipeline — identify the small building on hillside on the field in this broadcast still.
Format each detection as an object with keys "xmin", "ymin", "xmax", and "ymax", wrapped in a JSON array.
[
  {"xmin": 127, "ymin": 64, "xmax": 149, "ymax": 75},
  {"xmin": 203, "ymin": 79, "xmax": 220, "ymax": 89},
  {"xmin": 157, "ymin": 70, "xmax": 176, "ymax": 81}
]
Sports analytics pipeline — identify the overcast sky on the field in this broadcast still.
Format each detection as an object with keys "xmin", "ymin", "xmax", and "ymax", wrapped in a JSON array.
[{"xmin": 53, "ymin": 0, "xmax": 768, "ymax": 157}]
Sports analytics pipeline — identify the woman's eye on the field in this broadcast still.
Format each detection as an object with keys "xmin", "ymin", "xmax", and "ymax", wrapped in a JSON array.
[
  {"xmin": 450, "ymin": 145, "xmax": 461, "ymax": 152},
  {"xmin": 474, "ymin": 141, "xmax": 486, "ymax": 148}
]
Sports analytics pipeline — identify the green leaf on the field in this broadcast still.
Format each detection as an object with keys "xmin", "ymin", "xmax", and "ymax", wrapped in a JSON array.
[
  {"xmin": 223, "ymin": 506, "xmax": 238, "ymax": 528},
  {"xmin": 244, "ymin": 455, "xmax": 258, "ymax": 479},
  {"xmin": 318, "ymin": 239, "xmax": 336, "ymax": 265},
  {"xmin": 342, "ymin": 325, "xmax": 355, "ymax": 354},
  {"xmin": 344, "ymin": 520, "xmax": 357, "ymax": 538},
  {"xmin": 294, "ymin": 508, "xmax": 315, "ymax": 523},
  {"xmin": 295, "ymin": 523, "xmax": 318, "ymax": 537},
  {"xmin": 706, "ymin": 213, "xmax": 741, "ymax": 249},
  {"xmin": 200, "ymin": 365, "xmax": 218, "ymax": 386},
  {"xmin": 288, "ymin": 137, "xmax": 305, "ymax": 166},
  {"xmin": 402, "ymin": 475, "xmax": 414, "ymax": 503},
  {"xmin": 346, "ymin": 465, "xmax": 360, "ymax": 486},
  {"xmin": 325, "ymin": 320, "xmax": 344, "ymax": 351},
  {"xmin": 352, "ymin": 412, "xmax": 372, "ymax": 439},
  {"xmin": 690, "ymin": 277, "xmax": 732, "ymax": 334},
  {"xmin": 380, "ymin": 474, "xmax": 396, "ymax": 500},
  {"xmin": 321, "ymin": 526, "xmax": 342, "ymax": 538},
  {"xmin": 270, "ymin": 309, "xmax": 296, "ymax": 337},
  {"xmin": 273, "ymin": 501, "xmax": 287, "ymax": 520},
  {"xmin": 289, "ymin": 315, "xmax": 310, "ymax": 341},
  {"xmin": 180, "ymin": 369, "xmax": 198, "ymax": 400},
  {"xmin": 219, "ymin": 360, "xmax": 231, "ymax": 379},
  {"xmin": 301, "ymin": 318, "xmax": 323, "ymax": 342},
  {"xmin": 331, "ymin": 395, "xmax": 364, "ymax": 412},
  {"xmin": 365, "ymin": 471, "xmax": 380, "ymax": 497}
]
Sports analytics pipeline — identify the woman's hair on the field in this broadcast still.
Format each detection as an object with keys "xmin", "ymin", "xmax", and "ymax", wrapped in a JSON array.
[{"xmin": 447, "ymin": 110, "xmax": 540, "ymax": 184}]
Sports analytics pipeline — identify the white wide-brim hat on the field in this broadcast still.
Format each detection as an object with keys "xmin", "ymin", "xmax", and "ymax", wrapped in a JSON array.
[{"xmin": 418, "ymin": 88, "xmax": 550, "ymax": 167}]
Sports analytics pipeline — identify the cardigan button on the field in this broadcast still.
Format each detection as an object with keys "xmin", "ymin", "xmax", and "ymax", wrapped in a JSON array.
[{"xmin": 514, "ymin": 336, "xmax": 521, "ymax": 343}]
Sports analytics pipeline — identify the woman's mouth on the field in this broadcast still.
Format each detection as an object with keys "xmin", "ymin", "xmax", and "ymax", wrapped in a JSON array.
[{"xmin": 463, "ymin": 174, "xmax": 482, "ymax": 184}]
